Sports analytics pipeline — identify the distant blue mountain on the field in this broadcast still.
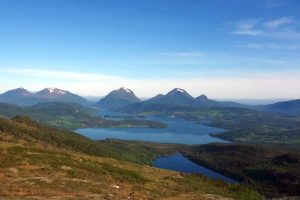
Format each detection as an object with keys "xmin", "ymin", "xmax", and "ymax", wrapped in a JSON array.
[
  {"xmin": 96, "ymin": 87, "xmax": 141, "ymax": 109},
  {"xmin": 0, "ymin": 88, "xmax": 88, "ymax": 106},
  {"xmin": 35, "ymin": 88, "xmax": 88, "ymax": 105},
  {"xmin": 145, "ymin": 88, "xmax": 195, "ymax": 106},
  {"xmin": 3, "ymin": 87, "xmax": 298, "ymax": 116},
  {"xmin": 257, "ymin": 99, "xmax": 300, "ymax": 115},
  {"xmin": 118, "ymin": 88, "xmax": 251, "ymax": 113},
  {"xmin": 0, "ymin": 88, "xmax": 38, "ymax": 106}
]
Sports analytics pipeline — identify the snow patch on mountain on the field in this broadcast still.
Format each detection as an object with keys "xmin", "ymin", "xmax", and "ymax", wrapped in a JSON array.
[
  {"xmin": 121, "ymin": 87, "xmax": 133, "ymax": 94},
  {"xmin": 46, "ymin": 88, "xmax": 66, "ymax": 95},
  {"xmin": 175, "ymin": 88, "xmax": 185, "ymax": 93},
  {"xmin": 47, "ymin": 88, "xmax": 54, "ymax": 94}
]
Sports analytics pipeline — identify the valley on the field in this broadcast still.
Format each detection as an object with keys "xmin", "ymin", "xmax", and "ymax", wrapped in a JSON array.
[
  {"xmin": 0, "ymin": 87, "xmax": 300, "ymax": 199},
  {"xmin": 76, "ymin": 113, "xmax": 226, "ymax": 144},
  {"xmin": 2, "ymin": 1, "xmax": 300, "ymax": 199},
  {"xmin": 0, "ymin": 117, "xmax": 261, "ymax": 200},
  {"xmin": 0, "ymin": 102, "xmax": 167, "ymax": 130},
  {"xmin": 117, "ymin": 102, "xmax": 300, "ymax": 147}
]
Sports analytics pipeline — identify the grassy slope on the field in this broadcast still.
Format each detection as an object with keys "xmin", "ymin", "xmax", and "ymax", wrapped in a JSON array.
[
  {"xmin": 0, "ymin": 117, "xmax": 262, "ymax": 200},
  {"xmin": 181, "ymin": 143, "xmax": 300, "ymax": 198},
  {"xmin": 0, "ymin": 142, "xmax": 261, "ymax": 200},
  {"xmin": 0, "ymin": 116, "xmax": 175, "ymax": 165}
]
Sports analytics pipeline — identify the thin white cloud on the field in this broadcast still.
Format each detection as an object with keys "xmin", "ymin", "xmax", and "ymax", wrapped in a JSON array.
[
  {"xmin": 238, "ymin": 43, "xmax": 300, "ymax": 50},
  {"xmin": 232, "ymin": 21, "xmax": 263, "ymax": 36},
  {"xmin": 272, "ymin": 30, "xmax": 300, "ymax": 40},
  {"xmin": 159, "ymin": 51, "xmax": 205, "ymax": 57},
  {"xmin": 233, "ymin": 29, "xmax": 263, "ymax": 36},
  {"xmin": 264, "ymin": 17, "xmax": 295, "ymax": 28},
  {"xmin": 1, "ymin": 68, "xmax": 300, "ymax": 99},
  {"xmin": 231, "ymin": 17, "xmax": 300, "ymax": 39},
  {"xmin": 0, "ymin": 68, "xmax": 123, "ymax": 82}
]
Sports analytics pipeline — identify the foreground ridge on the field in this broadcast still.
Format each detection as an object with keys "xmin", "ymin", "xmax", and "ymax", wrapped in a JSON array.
[{"xmin": 0, "ymin": 117, "xmax": 262, "ymax": 200}]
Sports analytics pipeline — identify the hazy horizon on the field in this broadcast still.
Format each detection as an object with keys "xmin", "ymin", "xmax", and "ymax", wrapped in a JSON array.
[
  {"xmin": 0, "ymin": 86, "xmax": 294, "ymax": 105},
  {"xmin": 1, "ymin": 0, "xmax": 300, "ymax": 99}
]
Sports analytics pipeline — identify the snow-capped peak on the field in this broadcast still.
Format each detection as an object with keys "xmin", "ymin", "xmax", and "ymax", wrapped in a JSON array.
[
  {"xmin": 175, "ymin": 88, "xmax": 185, "ymax": 93},
  {"xmin": 46, "ymin": 88, "xmax": 66, "ymax": 95},
  {"xmin": 47, "ymin": 88, "xmax": 54, "ymax": 93},
  {"xmin": 167, "ymin": 88, "xmax": 190, "ymax": 96},
  {"xmin": 120, "ymin": 87, "xmax": 133, "ymax": 94}
]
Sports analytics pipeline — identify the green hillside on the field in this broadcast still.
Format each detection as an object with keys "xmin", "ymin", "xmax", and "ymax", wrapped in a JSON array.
[
  {"xmin": 0, "ymin": 102, "xmax": 166, "ymax": 130},
  {"xmin": 182, "ymin": 143, "xmax": 300, "ymax": 198},
  {"xmin": 0, "ymin": 116, "xmax": 171, "ymax": 165},
  {"xmin": 0, "ymin": 117, "xmax": 262, "ymax": 200}
]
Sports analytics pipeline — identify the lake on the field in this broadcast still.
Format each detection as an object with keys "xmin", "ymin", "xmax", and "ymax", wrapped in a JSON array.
[
  {"xmin": 76, "ymin": 110, "xmax": 227, "ymax": 145},
  {"xmin": 76, "ymin": 109, "xmax": 235, "ymax": 183},
  {"xmin": 153, "ymin": 152, "xmax": 237, "ymax": 184}
]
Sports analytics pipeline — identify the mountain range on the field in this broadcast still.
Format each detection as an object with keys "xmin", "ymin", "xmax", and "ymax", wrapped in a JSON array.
[
  {"xmin": 118, "ymin": 88, "xmax": 249, "ymax": 112},
  {"xmin": 1, "ymin": 87, "xmax": 299, "ymax": 115},
  {"xmin": 0, "ymin": 88, "xmax": 88, "ymax": 106},
  {"xmin": 104, "ymin": 87, "xmax": 300, "ymax": 116}
]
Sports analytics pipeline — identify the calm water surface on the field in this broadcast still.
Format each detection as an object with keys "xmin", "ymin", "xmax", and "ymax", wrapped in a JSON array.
[
  {"xmin": 76, "ymin": 110, "xmax": 227, "ymax": 144},
  {"xmin": 153, "ymin": 152, "xmax": 237, "ymax": 184},
  {"xmin": 76, "ymin": 109, "xmax": 235, "ymax": 183}
]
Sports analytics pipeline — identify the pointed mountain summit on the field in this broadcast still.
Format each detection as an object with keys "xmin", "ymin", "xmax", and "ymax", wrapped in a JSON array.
[
  {"xmin": 35, "ymin": 88, "xmax": 88, "ymax": 104},
  {"xmin": 146, "ymin": 88, "xmax": 195, "ymax": 105},
  {"xmin": 0, "ymin": 88, "xmax": 33, "ymax": 98},
  {"xmin": 194, "ymin": 94, "xmax": 222, "ymax": 107},
  {"xmin": 0, "ymin": 88, "xmax": 37, "ymax": 106},
  {"xmin": 167, "ymin": 88, "xmax": 189, "ymax": 95},
  {"xmin": 36, "ymin": 88, "xmax": 67, "ymax": 96},
  {"xmin": 96, "ymin": 87, "xmax": 141, "ymax": 109},
  {"xmin": 196, "ymin": 94, "xmax": 209, "ymax": 101}
]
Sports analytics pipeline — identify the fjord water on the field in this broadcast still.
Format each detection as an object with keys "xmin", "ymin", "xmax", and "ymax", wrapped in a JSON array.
[
  {"xmin": 76, "ymin": 110, "xmax": 226, "ymax": 145},
  {"xmin": 76, "ymin": 109, "xmax": 235, "ymax": 183},
  {"xmin": 153, "ymin": 152, "xmax": 237, "ymax": 184}
]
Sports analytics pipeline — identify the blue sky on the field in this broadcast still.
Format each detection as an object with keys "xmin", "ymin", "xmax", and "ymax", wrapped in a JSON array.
[{"xmin": 0, "ymin": 0, "xmax": 300, "ymax": 98}]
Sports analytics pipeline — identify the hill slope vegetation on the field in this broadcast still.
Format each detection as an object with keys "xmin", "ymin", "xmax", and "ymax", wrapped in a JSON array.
[
  {"xmin": 0, "ymin": 102, "xmax": 167, "ymax": 130},
  {"xmin": 0, "ymin": 117, "xmax": 261, "ymax": 200},
  {"xmin": 182, "ymin": 143, "xmax": 300, "ymax": 198}
]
